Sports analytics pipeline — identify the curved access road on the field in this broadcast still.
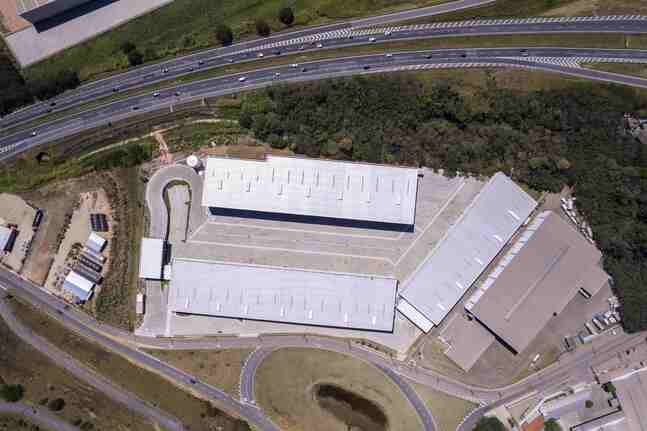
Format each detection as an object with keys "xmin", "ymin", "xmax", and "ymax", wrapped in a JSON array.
[
  {"xmin": 0, "ymin": 275, "xmax": 280, "ymax": 431},
  {"xmin": 2, "ymin": 14, "xmax": 646, "ymax": 131},
  {"xmin": 3, "ymin": 47, "xmax": 647, "ymax": 161},
  {"xmin": 0, "ymin": 297, "xmax": 185, "ymax": 431},
  {"xmin": 0, "ymin": 401, "xmax": 79, "ymax": 431}
]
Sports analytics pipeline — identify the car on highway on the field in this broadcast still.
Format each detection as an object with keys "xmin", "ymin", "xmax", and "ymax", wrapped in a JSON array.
[
  {"xmin": 257, "ymin": 52, "xmax": 264, "ymax": 58},
  {"xmin": 369, "ymin": 37, "xmax": 376, "ymax": 42},
  {"xmin": 274, "ymin": 72, "xmax": 281, "ymax": 78},
  {"xmin": 162, "ymin": 68, "xmax": 169, "ymax": 73},
  {"xmin": 153, "ymin": 92, "xmax": 160, "ymax": 97},
  {"xmin": 385, "ymin": 53, "xmax": 393, "ymax": 58},
  {"xmin": 521, "ymin": 49, "xmax": 529, "ymax": 56},
  {"xmin": 384, "ymin": 30, "xmax": 392, "ymax": 36},
  {"xmin": 226, "ymin": 58, "xmax": 234, "ymax": 63},
  {"xmin": 49, "ymin": 101, "xmax": 56, "ymax": 107},
  {"xmin": 238, "ymin": 76, "xmax": 247, "ymax": 82},
  {"xmin": 301, "ymin": 67, "xmax": 307, "ymax": 72},
  {"xmin": 274, "ymin": 50, "xmax": 281, "ymax": 55},
  {"xmin": 298, "ymin": 45, "xmax": 305, "ymax": 50},
  {"xmin": 174, "ymin": 91, "xmax": 181, "ymax": 96},
  {"xmin": 363, "ymin": 65, "xmax": 371, "ymax": 70},
  {"xmin": 198, "ymin": 60, "xmax": 204, "ymax": 65},
  {"xmin": 316, "ymin": 43, "xmax": 323, "ymax": 48},
  {"xmin": 112, "ymin": 87, "xmax": 119, "ymax": 92},
  {"xmin": 30, "ymin": 131, "xmax": 37, "ymax": 137},
  {"xmin": 425, "ymin": 54, "xmax": 433, "ymax": 59},
  {"xmin": 132, "ymin": 106, "xmax": 139, "ymax": 111},
  {"xmin": 290, "ymin": 63, "xmax": 298, "ymax": 68}
]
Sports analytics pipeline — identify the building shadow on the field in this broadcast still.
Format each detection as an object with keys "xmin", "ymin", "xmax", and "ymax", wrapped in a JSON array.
[
  {"xmin": 34, "ymin": 0, "xmax": 121, "ymax": 33},
  {"xmin": 208, "ymin": 207, "xmax": 414, "ymax": 233}
]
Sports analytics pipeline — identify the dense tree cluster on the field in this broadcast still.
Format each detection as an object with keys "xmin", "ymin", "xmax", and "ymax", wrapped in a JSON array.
[
  {"xmin": 240, "ymin": 75, "xmax": 647, "ymax": 332},
  {"xmin": 473, "ymin": 417, "xmax": 507, "ymax": 431},
  {"xmin": 0, "ymin": 383, "xmax": 24, "ymax": 402}
]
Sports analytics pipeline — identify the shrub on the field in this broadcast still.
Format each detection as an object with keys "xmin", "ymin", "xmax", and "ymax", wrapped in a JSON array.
[
  {"xmin": 120, "ymin": 41, "xmax": 136, "ymax": 54},
  {"xmin": 0, "ymin": 384, "xmax": 24, "ymax": 402},
  {"xmin": 545, "ymin": 418, "xmax": 563, "ymax": 431},
  {"xmin": 48, "ymin": 398, "xmax": 66, "ymax": 411},
  {"xmin": 585, "ymin": 400, "xmax": 594, "ymax": 408},
  {"xmin": 215, "ymin": 24, "xmax": 233, "ymax": 46},
  {"xmin": 127, "ymin": 50, "xmax": 144, "ymax": 66},
  {"xmin": 255, "ymin": 19, "xmax": 271, "ymax": 37},
  {"xmin": 278, "ymin": 7, "xmax": 295, "ymax": 26},
  {"xmin": 473, "ymin": 417, "xmax": 506, "ymax": 431}
]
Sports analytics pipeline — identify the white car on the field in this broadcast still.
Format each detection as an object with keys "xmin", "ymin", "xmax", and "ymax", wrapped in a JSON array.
[
  {"xmin": 290, "ymin": 63, "xmax": 298, "ymax": 68},
  {"xmin": 369, "ymin": 37, "xmax": 376, "ymax": 42},
  {"xmin": 257, "ymin": 52, "xmax": 264, "ymax": 58},
  {"xmin": 153, "ymin": 92, "xmax": 160, "ymax": 97},
  {"xmin": 385, "ymin": 53, "xmax": 393, "ymax": 58},
  {"xmin": 384, "ymin": 30, "xmax": 392, "ymax": 36},
  {"xmin": 31, "ymin": 131, "xmax": 37, "ymax": 137},
  {"xmin": 238, "ymin": 76, "xmax": 247, "ymax": 82},
  {"xmin": 274, "ymin": 72, "xmax": 281, "ymax": 78},
  {"xmin": 316, "ymin": 43, "xmax": 323, "ymax": 48}
]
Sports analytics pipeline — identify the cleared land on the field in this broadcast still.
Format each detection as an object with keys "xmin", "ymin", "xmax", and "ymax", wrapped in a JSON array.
[
  {"xmin": 254, "ymin": 347, "xmax": 423, "ymax": 431},
  {"xmin": 7, "ymin": 297, "xmax": 250, "ymax": 431},
  {"xmin": 411, "ymin": 383, "xmax": 477, "ymax": 431},
  {"xmin": 146, "ymin": 349, "xmax": 253, "ymax": 397},
  {"xmin": 0, "ymin": 311, "xmax": 154, "ymax": 431}
]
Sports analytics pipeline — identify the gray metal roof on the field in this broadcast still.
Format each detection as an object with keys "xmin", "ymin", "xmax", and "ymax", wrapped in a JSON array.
[
  {"xmin": 614, "ymin": 368, "xmax": 647, "ymax": 431},
  {"xmin": 398, "ymin": 172, "xmax": 537, "ymax": 327},
  {"xmin": 202, "ymin": 155, "xmax": 419, "ymax": 226},
  {"xmin": 572, "ymin": 411, "xmax": 628, "ymax": 431},
  {"xmin": 467, "ymin": 211, "xmax": 605, "ymax": 354},
  {"xmin": 438, "ymin": 313, "xmax": 495, "ymax": 372},
  {"xmin": 62, "ymin": 270, "xmax": 93, "ymax": 301},
  {"xmin": 168, "ymin": 258, "xmax": 398, "ymax": 331}
]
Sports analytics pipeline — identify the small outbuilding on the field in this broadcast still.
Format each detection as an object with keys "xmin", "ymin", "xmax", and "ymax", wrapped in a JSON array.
[
  {"xmin": 85, "ymin": 232, "xmax": 107, "ymax": 254},
  {"xmin": 62, "ymin": 270, "xmax": 94, "ymax": 301},
  {"xmin": 139, "ymin": 238, "xmax": 164, "ymax": 280}
]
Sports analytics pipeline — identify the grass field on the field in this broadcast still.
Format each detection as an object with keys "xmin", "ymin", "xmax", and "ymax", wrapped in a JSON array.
[
  {"xmin": 254, "ymin": 347, "xmax": 423, "ymax": 431},
  {"xmin": 411, "ymin": 383, "xmax": 477, "ymax": 431},
  {"xmin": 7, "ymin": 297, "xmax": 251, "ymax": 431},
  {"xmin": 0, "ymin": 309, "xmax": 154, "ymax": 431},
  {"xmin": 147, "ymin": 349, "xmax": 253, "ymax": 397},
  {"xmin": 22, "ymin": 0, "xmax": 449, "ymax": 83}
]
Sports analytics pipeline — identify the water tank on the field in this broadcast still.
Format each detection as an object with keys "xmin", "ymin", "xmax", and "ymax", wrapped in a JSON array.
[{"xmin": 187, "ymin": 155, "xmax": 202, "ymax": 170}]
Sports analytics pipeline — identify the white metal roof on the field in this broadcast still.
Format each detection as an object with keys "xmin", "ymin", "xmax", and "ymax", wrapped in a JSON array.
[
  {"xmin": 86, "ymin": 232, "xmax": 107, "ymax": 254},
  {"xmin": 62, "ymin": 270, "xmax": 94, "ymax": 301},
  {"xmin": 168, "ymin": 258, "xmax": 398, "ymax": 331},
  {"xmin": 398, "ymin": 173, "xmax": 537, "ymax": 326},
  {"xmin": 0, "ymin": 226, "xmax": 11, "ymax": 251},
  {"xmin": 139, "ymin": 238, "xmax": 164, "ymax": 279},
  {"xmin": 396, "ymin": 298, "xmax": 434, "ymax": 333},
  {"xmin": 202, "ymin": 155, "xmax": 419, "ymax": 226}
]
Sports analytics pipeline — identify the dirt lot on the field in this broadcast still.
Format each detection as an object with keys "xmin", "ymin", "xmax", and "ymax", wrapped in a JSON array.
[
  {"xmin": 146, "ymin": 349, "xmax": 253, "ymax": 397},
  {"xmin": 43, "ymin": 188, "xmax": 113, "ymax": 300},
  {"xmin": 8, "ymin": 297, "xmax": 250, "ymax": 431},
  {"xmin": 0, "ymin": 193, "xmax": 36, "ymax": 272},
  {"xmin": 19, "ymin": 168, "xmax": 144, "ymax": 330},
  {"xmin": 0, "ymin": 310, "xmax": 154, "ymax": 431},
  {"xmin": 411, "ymin": 383, "xmax": 477, "ymax": 431},
  {"xmin": 254, "ymin": 347, "xmax": 422, "ymax": 431}
]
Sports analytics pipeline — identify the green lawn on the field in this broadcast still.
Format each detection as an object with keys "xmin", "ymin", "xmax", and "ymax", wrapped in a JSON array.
[{"xmin": 23, "ymin": 0, "xmax": 448, "ymax": 83}]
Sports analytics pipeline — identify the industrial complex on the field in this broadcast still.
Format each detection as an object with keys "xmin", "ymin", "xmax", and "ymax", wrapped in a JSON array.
[{"xmin": 136, "ymin": 153, "xmax": 618, "ymax": 376}]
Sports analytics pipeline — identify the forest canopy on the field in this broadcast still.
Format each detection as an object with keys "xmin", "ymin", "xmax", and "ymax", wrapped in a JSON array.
[{"xmin": 240, "ymin": 74, "xmax": 647, "ymax": 332}]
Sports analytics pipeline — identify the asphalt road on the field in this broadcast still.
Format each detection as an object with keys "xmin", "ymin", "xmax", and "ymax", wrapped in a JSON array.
[
  {"xmin": 3, "ymin": 47, "xmax": 647, "ymax": 161},
  {"xmin": 0, "ymin": 297, "xmax": 185, "ymax": 431},
  {"xmin": 1, "ymin": 266, "xmax": 646, "ymax": 431},
  {"xmin": 1, "ymin": 14, "xmax": 645, "ymax": 131},
  {"xmin": 0, "ymin": 401, "xmax": 79, "ymax": 431}
]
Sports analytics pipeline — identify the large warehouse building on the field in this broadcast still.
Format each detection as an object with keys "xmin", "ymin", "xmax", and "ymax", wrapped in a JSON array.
[
  {"xmin": 168, "ymin": 258, "xmax": 398, "ymax": 332},
  {"xmin": 16, "ymin": 0, "xmax": 92, "ymax": 23},
  {"xmin": 202, "ymin": 156, "xmax": 419, "ymax": 228},
  {"xmin": 396, "ymin": 173, "xmax": 537, "ymax": 332},
  {"xmin": 441, "ymin": 211, "xmax": 609, "ymax": 371}
]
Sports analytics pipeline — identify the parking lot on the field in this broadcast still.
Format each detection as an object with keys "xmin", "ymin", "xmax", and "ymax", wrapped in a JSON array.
[{"xmin": 144, "ymin": 168, "xmax": 486, "ymax": 353}]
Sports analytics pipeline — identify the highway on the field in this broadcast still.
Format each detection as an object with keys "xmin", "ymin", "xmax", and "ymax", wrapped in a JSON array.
[
  {"xmin": 3, "ymin": 47, "xmax": 647, "ymax": 161},
  {"xmin": 1, "ymin": 14, "xmax": 646, "ymax": 131},
  {"xmin": 0, "ymin": 401, "xmax": 80, "ymax": 431}
]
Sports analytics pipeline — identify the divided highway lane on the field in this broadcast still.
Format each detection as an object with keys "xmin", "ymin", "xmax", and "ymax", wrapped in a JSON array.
[
  {"xmin": 1, "ymin": 0, "xmax": 496, "ymax": 128},
  {"xmin": 3, "ymin": 48, "xmax": 647, "ymax": 161},
  {"xmin": 2, "ymin": 14, "xmax": 646, "ymax": 131}
]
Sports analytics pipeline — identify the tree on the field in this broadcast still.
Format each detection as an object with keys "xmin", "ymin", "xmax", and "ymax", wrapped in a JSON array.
[
  {"xmin": 0, "ymin": 384, "xmax": 24, "ymax": 402},
  {"xmin": 120, "ymin": 41, "xmax": 136, "ymax": 54},
  {"xmin": 127, "ymin": 50, "xmax": 144, "ymax": 66},
  {"xmin": 48, "ymin": 398, "xmax": 66, "ymax": 412},
  {"xmin": 215, "ymin": 24, "xmax": 233, "ymax": 46},
  {"xmin": 585, "ymin": 400, "xmax": 594, "ymax": 408},
  {"xmin": 545, "ymin": 419, "xmax": 563, "ymax": 431},
  {"xmin": 473, "ymin": 417, "xmax": 506, "ymax": 431},
  {"xmin": 278, "ymin": 7, "xmax": 295, "ymax": 26},
  {"xmin": 255, "ymin": 19, "xmax": 271, "ymax": 37}
]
